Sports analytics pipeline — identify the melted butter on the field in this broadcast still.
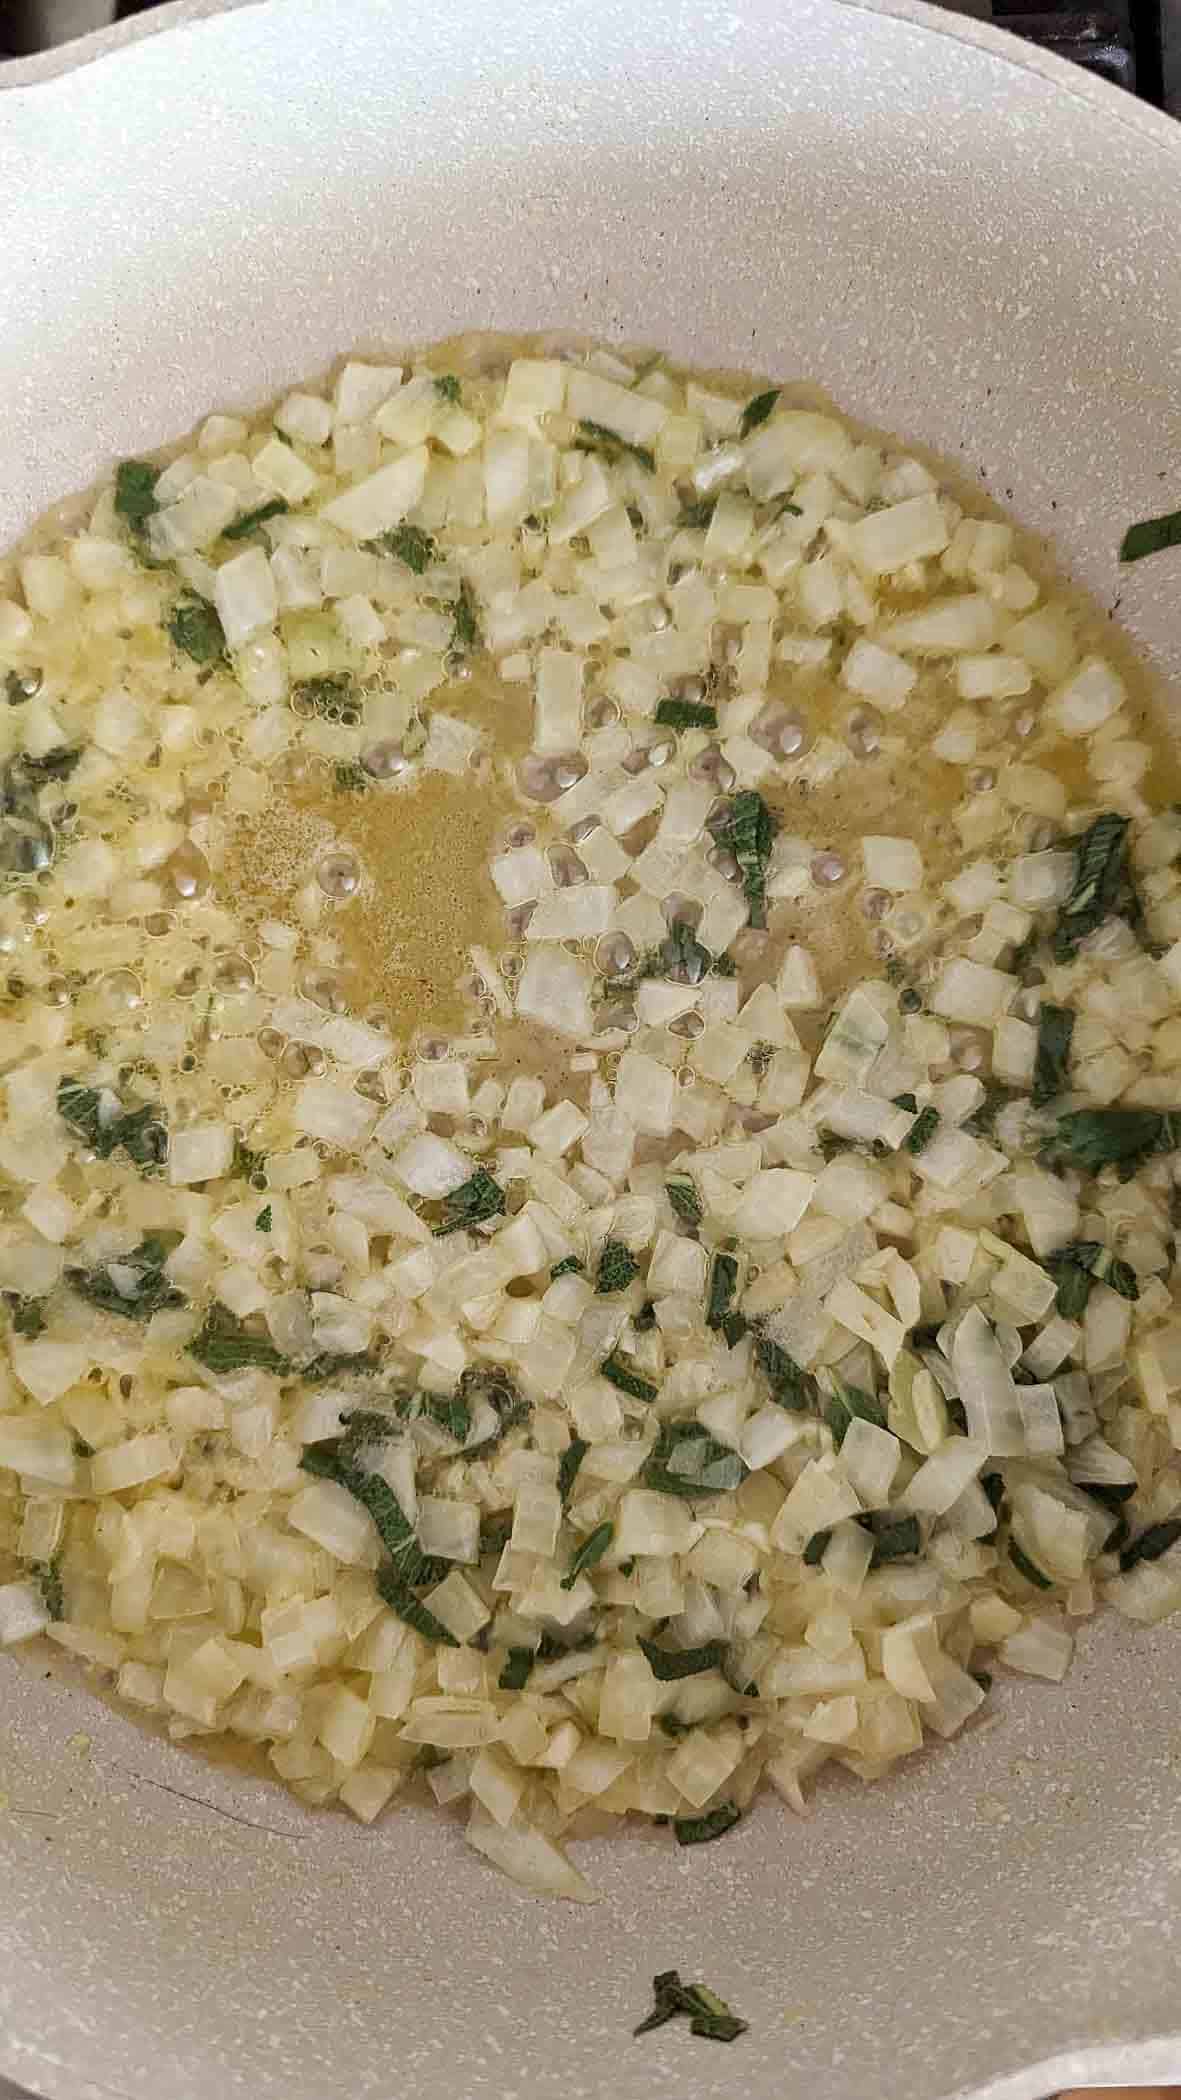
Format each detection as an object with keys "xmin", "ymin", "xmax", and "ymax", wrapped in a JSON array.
[{"xmin": 226, "ymin": 755, "xmax": 519, "ymax": 1047}]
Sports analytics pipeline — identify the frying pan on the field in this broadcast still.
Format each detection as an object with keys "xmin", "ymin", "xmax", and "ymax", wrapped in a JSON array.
[{"xmin": 3, "ymin": 4, "xmax": 1181, "ymax": 2096}]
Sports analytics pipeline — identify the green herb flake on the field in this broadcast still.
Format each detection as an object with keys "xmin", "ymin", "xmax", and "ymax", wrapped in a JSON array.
[
  {"xmin": 114, "ymin": 460, "xmax": 160, "ymax": 533},
  {"xmin": 450, "ymin": 579, "xmax": 482, "ymax": 656},
  {"xmin": 652, "ymin": 918, "xmax": 714, "ymax": 986},
  {"xmin": 574, "ymin": 419, "xmax": 655, "ymax": 473},
  {"xmin": 66, "ymin": 1236, "xmax": 185, "ymax": 1322},
  {"xmin": 561, "ymin": 1520, "xmax": 613, "ymax": 1589},
  {"xmin": 714, "ymin": 790, "xmax": 777, "ymax": 928},
  {"xmin": 393, "ymin": 1391, "xmax": 472, "ymax": 1443},
  {"xmin": 642, "ymin": 1419, "xmax": 747, "ymax": 1499},
  {"xmin": 255, "ymin": 1205, "xmax": 273, "ymax": 1233},
  {"xmin": 1033, "ymin": 1002, "xmax": 1076, "ymax": 1108},
  {"xmin": 375, "ymin": 1563, "xmax": 459, "ymax": 1645},
  {"xmin": 33, "ymin": 1555, "xmax": 64, "ymax": 1622},
  {"xmin": 1120, "ymin": 508, "xmax": 1181, "ymax": 564},
  {"xmin": 600, "ymin": 1351, "xmax": 659, "ymax": 1403},
  {"xmin": 861, "ymin": 1510, "xmax": 921, "ymax": 1566},
  {"xmin": 638, "ymin": 1636, "xmax": 727, "ymax": 1681},
  {"xmin": 1052, "ymin": 1107, "xmax": 1180, "ymax": 1175},
  {"xmin": 188, "ymin": 1304, "xmax": 289, "ymax": 1376},
  {"xmin": 301, "ymin": 1443, "xmax": 440, "ymax": 1585},
  {"xmin": 498, "ymin": 1646, "xmax": 535, "ymax": 1690},
  {"xmin": 550, "ymin": 1254, "xmax": 584, "ymax": 1279},
  {"xmin": 1038, "ymin": 1251, "xmax": 1084, "ymax": 1318},
  {"xmin": 337, "ymin": 1408, "xmax": 398, "ymax": 1455},
  {"xmin": 1008, "ymin": 1538, "xmax": 1054, "ymax": 1590},
  {"xmin": 479, "ymin": 1513, "xmax": 514, "ymax": 1558},
  {"xmin": 370, "ymin": 524, "xmax": 437, "ymax": 573},
  {"xmin": 754, "ymin": 1335, "xmax": 819, "ymax": 1412},
  {"xmin": 558, "ymin": 1435, "xmax": 590, "ymax": 1505},
  {"xmin": 658, "ymin": 1714, "xmax": 693, "ymax": 1739},
  {"xmin": 739, "ymin": 388, "xmax": 780, "ymax": 437},
  {"xmin": 981, "ymin": 1471, "xmax": 1006, "ymax": 1514},
  {"xmin": 706, "ymin": 1252, "xmax": 739, "ymax": 1331},
  {"xmin": 634, "ymin": 1969, "xmax": 748, "ymax": 2044},
  {"xmin": 904, "ymin": 1105, "xmax": 940, "ymax": 1155},
  {"xmin": 434, "ymin": 374, "xmax": 462, "ymax": 403},
  {"xmin": 167, "ymin": 595, "xmax": 227, "ymax": 666},
  {"xmin": 222, "ymin": 497, "xmax": 289, "ymax": 541},
  {"xmin": 673, "ymin": 1800, "xmax": 742, "ymax": 1848},
  {"xmin": 1053, "ymin": 813, "xmax": 1131, "ymax": 962},
  {"xmin": 825, "ymin": 1378, "xmax": 886, "ymax": 1449},
  {"xmin": 5, "ymin": 1294, "xmax": 46, "ymax": 1339},
  {"xmin": 654, "ymin": 698, "xmax": 718, "ymax": 732},
  {"xmin": 432, "ymin": 1167, "xmax": 506, "ymax": 1237},
  {"xmin": 333, "ymin": 761, "xmax": 370, "ymax": 794},
  {"xmin": 58, "ymin": 1077, "xmax": 168, "ymax": 1171},
  {"xmin": 1119, "ymin": 1517, "xmax": 1181, "ymax": 1571},
  {"xmin": 721, "ymin": 1310, "xmax": 749, "ymax": 1348},
  {"xmin": 458, "ymin": 1364, "xmax": 531, "ymax": 1456},
  {"xmin": 232, "ymin": 1138, "xmax": 268, "ymax": 1188},
  {"xmin": 596, "ymin": 1238, "xmax": 640, "ymax": 1294},
  {"xmin": 1046, "ymin": 1239, "xmax": 1139, "ymax": 1319}
]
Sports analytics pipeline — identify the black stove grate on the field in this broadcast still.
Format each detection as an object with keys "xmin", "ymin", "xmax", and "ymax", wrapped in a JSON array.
[{"xmin": 958, "ymin": 1, "xmax": 1165, "ymax": 102}]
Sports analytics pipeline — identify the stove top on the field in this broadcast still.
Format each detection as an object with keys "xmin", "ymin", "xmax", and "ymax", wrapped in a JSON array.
[{"xmin": 945, "ymin": 0, "xmax": 1173, "ymax": 101}]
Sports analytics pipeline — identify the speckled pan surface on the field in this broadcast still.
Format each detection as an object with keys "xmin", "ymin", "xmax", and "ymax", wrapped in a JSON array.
[{"xmin": 2, "ymin": 3, "xmax": 1181, "ymax": 2097}]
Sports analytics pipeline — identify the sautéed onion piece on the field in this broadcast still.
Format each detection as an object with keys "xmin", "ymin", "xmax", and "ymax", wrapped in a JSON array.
[{"xmin": 1, "ymin": 334, "xmax": 1181, "ymax": 1899}]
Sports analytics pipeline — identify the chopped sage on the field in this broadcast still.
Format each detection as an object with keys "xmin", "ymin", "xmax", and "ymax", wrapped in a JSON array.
[
  {"xmin": 432, "ymin": 1168, "xmax": 506, "ymax": 1236},
  {"xmin": 57, "ymin": 1078, "xmax": 167, "ymax": 1170},
  {"xmin": 376, "ymin": 1564, "xmax": 458, "ymax": 1645},
  {"xmin": 1119, "ymin": 1517, "xmax": 1181, "ymax": 1570},
  {"xmin": 600, "ymin": 1352, "xmax": 659, "ymax": 1403},
  {"xmin": 561, "ymin": 1520, "xmax": 613, "ymax": 1589},
  {"xmin": 1008, "ymin": 1538, "xmax": 1054, "ymax": 1589},
  {"xmin": 167, "ymin": 595, "xmax": 227, "ymax": 665},
  {"xmin": 904, "ymin": 1105, "xmax": 940, "ymax": 1155},
  {"xmin": 643, "ymin": 1419, "xmax": 746, "ymax": 1498},
  {"xmin": 596, "ymin": 1238, "xmax": 639, "ymax": 1293},
  {"xmin": 1051, "ymin": 1107, "xmax": 1180, "ymax": 1174},
  {"xmin": 634, "ymin": 1968, "xmax": 748, "ymax": 2042},
  {"xmin": 223, "ymin": 497, "xmax": 289, "ymax": 541},
  {"xmin": 825, "ymin": 1379, "xmax": 886, "ymax": 1449},
  {"xmin": 664, "ymin": 1184, "xmax": 697, "ymax": 1226},
  {"xmin": 706, "ymin": 1251, "xmax": 739, "ymax": 1331},
  {"xmin": 1033, "ymin": 1002, "xmax": 1075, "ymax": 1108},
  {"xmin": 575, "ymin": 419, "xmax": 655, "ymax": 472},
  {"xmin": 558, "ymin": 1436, "xmax": 590, "ymax": 1505},
  {"xmin": 673, "ymin": 1800, "xmax": 742, "ymax": 1847},
  {"xmin": 1052, "ymin": 813, "xmax": 1130, "ymax": 962},
  {"xmin": 713, "ymin": 790, "xmax": 777, "ymax": 928},
  {"xmin": 739, "ymin": 387, "xmax": 780, "ymax": 437},
  {"xmin": 638, "ymin": 1637, "xmax": 727, "ymax": 1681},
  {"xmin": 654, "ymin": 698, "xmax": 718, "ymax": 732},
  {"xmin": 66, "ymin": 1236, "xmax": 184, "ymax": 1322},
  {"xmin": 1120, "ymin": 508, "xmax": 1181, "ymax": 564},
  {"xmin": 370, "ymin": 523, "xmax": 437, "ymax": 572}
]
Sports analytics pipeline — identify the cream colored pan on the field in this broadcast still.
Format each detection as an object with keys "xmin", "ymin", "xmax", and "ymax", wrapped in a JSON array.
[{"xmin": 3, "ymin": 3, "xmax": 1181, "ymax": 2095}]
